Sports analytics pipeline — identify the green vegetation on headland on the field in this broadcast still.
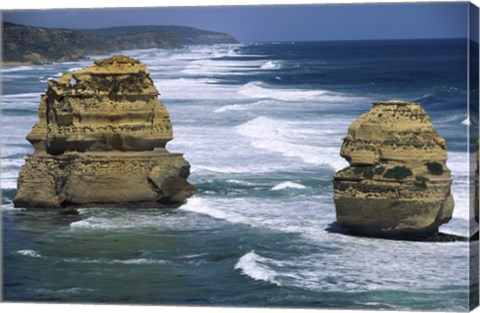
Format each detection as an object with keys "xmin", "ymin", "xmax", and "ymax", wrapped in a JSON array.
[{"xmin": 2, "ymin": 22, "xmax": 238, "ymax": 65}]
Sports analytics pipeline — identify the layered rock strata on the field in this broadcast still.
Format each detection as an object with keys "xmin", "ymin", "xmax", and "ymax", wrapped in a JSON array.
[
  {"xmin": 14, "ymin": 55, "xmax": 195, "ymax": 208},
  {"xmin": 333, "ymin": 101, "xmax": 454, "ymax": 239}
]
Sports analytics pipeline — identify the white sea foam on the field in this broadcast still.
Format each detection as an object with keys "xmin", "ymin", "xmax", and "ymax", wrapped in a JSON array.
[
  {"xmin": 2, "ymin": 92, "xmax": 42, "ymax": 99},
  {"xmin": 1, "ymin": 203, "xmax": 24, "ymax": 211},
  {"xmin": 1, "ymin": 159, "xmax": 25, "ymax": 190},
  {"xmin": 249, "ymin": 239, "xmax": 469, "ymax": 293},
  {"xmin": 236, "ymin": 116, "xmax": 348, "ymax": 171},
  {"xmin": 226, "ymin": 179, "xmax": 256, "ymax": 186},
  {"xmin": 39, "ymin": 77, "xmax": 55, "ymax": 83},
  {"xmin": 183, "ymin": 253, "xmax": 209, "ymax": 259},
  {"xmin": 69, "ymin": 217, "xmax": 102, "ymax": 230},
  {"xmin": 192, "ymin": 164, "xmax": 281, "ymax": 174},
  {"xmin": 238, "ymin": 81, "xmax": 353, "ymax": 102},
  {"xmin": 1, "ymin": 144, "xmax": 32, "ymax": 157},
  {"xmin": 115, "ymin": 258, "xmax": 169, "ymax": 265},
  {"xmin": 435, "ymin": 113, "xmax": 467, "ymax": 124},
  {"xmin": 69, "ymin": 215, "xmax": 172, "ymax": 230},
  {"xmin": 271, "ymin": 182, "xmax": 307, "ymax": 191},
  {"xmin": 234, "ymin": 251, "xmax": 282, "ymax": 286},
  {"xmin": 2, "ymin": 158, "xmax": 27, "ymax": 168},
  {"xmin": 213, "ymin": 100, "xmax": 276, "ymax": 113},
  {"xmin": 1, "ymin": 66, "xmax": 38, "ymax": 73},
  {"xmin": 153, "ymin": 77, "xmax": 238, "ymax": 101},
  {"xmin": 181, "ymin": 58, "xmax": 264, "ymax": 76},
  {"xmin": 1, "ymin": 179, "xmax": 19, "ymax": 190},
  {"xmin": 15, "ymin": 249, "xmax": 42, "ymax": 258},
  {"xmin": 2, "ymin": 93, "xmax": 42, "ymax": 112},
  {"xmin": 69, "ymin": 215, "xmax": 155, "ymax": 230},
  {"xmin": 1, "ymin": 159, "xmax": 29, "ymax": 190},
  {"xmin": 62, "ymin": 257, "xmax": 169, "ymax": 265},
  {"xmin": 60, "ymin": 287, "xmax": 94, "ymax": 294},
  {"xmin": 214, "ymin": 104, "xmax": 247, "ymax": 113},
  {"xmin": 461, "ymin": 117, "xmax": 471, "ymax": 126},
  {"xmin": 179, "ymin": 196, "xmax": 330, "ymax": 240},
  {"xmin": 260, "ymin": 61, "xmax": 282, "ymax": 70},
  {"xmin": 179, "ymin": 197, "xmax": 248, "ymax": 224},
  {"xmin": 446, "ymin": 151, "xmax": 470, "ymax": 221},
  {"xmin": 67, "ymin": 67, "xmax": 83, "ymax": 73}
]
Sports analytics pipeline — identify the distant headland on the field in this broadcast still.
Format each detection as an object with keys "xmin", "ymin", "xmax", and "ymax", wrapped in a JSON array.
[{"xmin": 2, "ymin": 22, "xmax": 238, "ymax": 65}]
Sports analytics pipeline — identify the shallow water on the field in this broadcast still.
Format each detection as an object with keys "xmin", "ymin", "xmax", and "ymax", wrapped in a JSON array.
[{"xmin": 1, "ymin": 39, "xmax": 477, "ymax": 310}]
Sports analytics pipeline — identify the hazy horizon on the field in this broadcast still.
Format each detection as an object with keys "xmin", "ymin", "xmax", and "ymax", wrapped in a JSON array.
[
  {"xmin": 2, "ymin": 20, "xmax": 470, "ymax": 43},
  {"xmin": 2, "ymin": 2, "xmax": 470, "ymax": 42}
]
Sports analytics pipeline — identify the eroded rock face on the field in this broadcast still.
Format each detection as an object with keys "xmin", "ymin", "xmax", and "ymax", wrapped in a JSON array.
[
  {"xmin": 14, "ymin": 55, "xmax": 195, "ymax": 208},
  {"xmin": 333, "ymin": 101, "xmax": 454, "ymax": 239}
]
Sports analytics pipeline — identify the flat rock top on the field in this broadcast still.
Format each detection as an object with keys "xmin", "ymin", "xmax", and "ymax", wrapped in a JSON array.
[
  {"xmin": 78, "ymin": 55, "xmax": 150, "ymax": 75},
  {"xmin": 372, "ymin": 100, "xmax": 420, "ymax": 107},
  {"xmin": 352, "ymin": 100, "xmax": 435, "ymax": 130}
]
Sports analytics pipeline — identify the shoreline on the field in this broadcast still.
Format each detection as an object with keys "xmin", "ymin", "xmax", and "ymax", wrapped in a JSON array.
[{"xmin": 2, "ymin": 61, "xmax": 38, "ymax": 67}]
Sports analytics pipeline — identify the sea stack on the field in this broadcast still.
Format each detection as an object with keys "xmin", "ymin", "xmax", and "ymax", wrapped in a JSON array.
[
  {"xmin": 14, "ymin": 55, "xmax": 195, "ymax": 209},
  {"xmin": 333, "ymin": 100, "xmax": 454, "ymax": 239}
]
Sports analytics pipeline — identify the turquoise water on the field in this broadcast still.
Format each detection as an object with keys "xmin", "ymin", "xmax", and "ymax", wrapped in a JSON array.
[{"xmin": 1, "ymin": 40, "xmax": 477, "ymax": 310}]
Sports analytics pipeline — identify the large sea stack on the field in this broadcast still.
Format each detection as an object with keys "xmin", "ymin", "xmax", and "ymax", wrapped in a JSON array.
[
  {"xmin": 14, "ymin": 55, "xmax": 195, "ymax": 208},
  {"xmin": 333, "ymin": 101, "xmax": 454, "ymax": 239}
]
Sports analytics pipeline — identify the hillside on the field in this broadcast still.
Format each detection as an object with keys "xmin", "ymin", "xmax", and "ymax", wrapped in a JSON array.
[
  {"xmin": 77, "ymin": 25, "xmax": 238, "ymax": 45},
  {"xmin": 2, "ymin": 22, "xmax": 238, "ymax": 64}
]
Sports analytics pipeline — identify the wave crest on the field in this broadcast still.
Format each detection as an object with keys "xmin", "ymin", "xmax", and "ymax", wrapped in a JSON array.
[
  {"xmin": 234, "ymin": 251, "xmax": 282, "ymax": 286},
  {"xmin": 14, "ymin": 249, "xmax": 42, "ymax": 258},
  {"xmin": 260, "ymin": 61, "xmax": 282, "ymax": 70},
  {"xmin": 271, "ymin": 182, "xmax": 307, "ymax": 191},
  {"xmin": 238, "ymin": 81, "xmax": 353, "ymax": 102},
  {"xmin": 236, "ymin": 116, "xmax": 348, "ymax": 171}
]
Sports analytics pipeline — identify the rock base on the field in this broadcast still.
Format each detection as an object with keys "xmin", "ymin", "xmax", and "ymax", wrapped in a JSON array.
[{"xmin": 14, "ymin": 149, "xmax": 195, "ymax": 208}]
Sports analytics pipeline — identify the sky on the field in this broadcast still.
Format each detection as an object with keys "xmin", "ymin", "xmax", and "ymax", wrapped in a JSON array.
[{"xmin": 1, "ymin": 2, "xmax": 471, "ymax": 41}]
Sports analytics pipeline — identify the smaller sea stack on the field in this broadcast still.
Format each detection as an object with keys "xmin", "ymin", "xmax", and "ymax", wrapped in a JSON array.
[
  {"xmin": 333, "ymin": 100, "xmax": 454, "ymax": 239},
  {"xmin": 14, "ymin": 55, "xmax": 195, "ymax": 209}
]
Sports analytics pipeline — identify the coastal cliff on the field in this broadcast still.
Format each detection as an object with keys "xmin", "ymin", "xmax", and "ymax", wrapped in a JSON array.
[
  {"xmin": 2, "ymin": 22, "xmax": 238, "ymax": 64},
  {"xmin": 14, "ymin": 55, "xmax": 195, "ymax": 209},
  {"xmin": 333, "ymin": 101, "xmax": 454, "ymax": 239}
]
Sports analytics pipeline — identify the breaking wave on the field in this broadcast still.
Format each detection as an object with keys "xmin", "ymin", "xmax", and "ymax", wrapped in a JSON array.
[
  {"xmin": 234, "ymin": 251, "xmax": 282, "ymax": 286},
  {"xmin": 238, "ymin": 81, "xmax": 354, "ymax": 102},
  {"xmin": 14, "ymin": 249, "xmax": 42, "ymax": 258},
  {"xmin": 236, "ymin": 116, "xmax": 348, "ymax": 171},
  {"xmin": 213, "ymin": 100, "xmax": 276, "ymax": 113},
  {"xmin": 271, "ymin": 181, "xmax": 307, "ymax": 191},
  {"xmin": 260, "ymin": 61, "xmax": 283, "ymax": 70},
  {"xmin": 179, "ymin": 197, "xmax": 249, "ymax": 225}
]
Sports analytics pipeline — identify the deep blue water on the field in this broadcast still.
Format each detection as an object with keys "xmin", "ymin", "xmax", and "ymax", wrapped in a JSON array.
[{"xmin": 1, "ymin": 39, "xmax": 477, "ymax": 310}]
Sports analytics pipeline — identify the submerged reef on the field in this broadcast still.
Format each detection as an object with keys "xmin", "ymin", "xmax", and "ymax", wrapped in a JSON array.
[
  {"xmin": 14, "ymin": 55, "xmax": 195, "ymax": 209},
  {"xmin": 333, "ymin": 101, "xmax": 454, "ymax": 239}
]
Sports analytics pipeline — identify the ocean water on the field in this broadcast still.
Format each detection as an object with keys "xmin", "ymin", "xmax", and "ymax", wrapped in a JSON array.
[{"xmin": 1, "ymin": 39, "xmax": 477, "ymax": 310}]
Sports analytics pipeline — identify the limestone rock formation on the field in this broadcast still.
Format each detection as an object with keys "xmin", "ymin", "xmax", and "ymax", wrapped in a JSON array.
[
  {"xmin": 333, "ymin": 100, "xmax": 454, "ymax": 239},
  {"xmin": 14, "ymin": 55, "xmax": 195, "ymax": 209}
]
